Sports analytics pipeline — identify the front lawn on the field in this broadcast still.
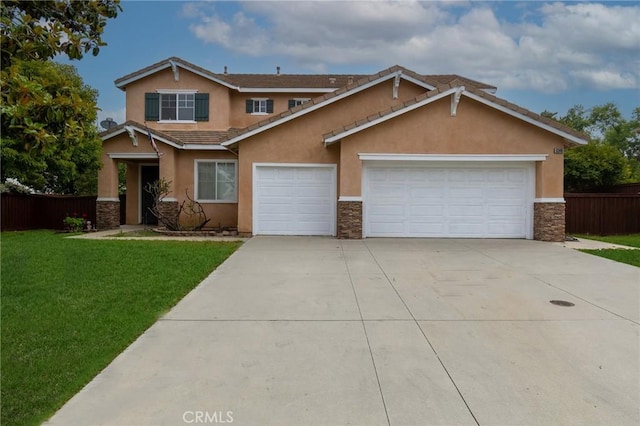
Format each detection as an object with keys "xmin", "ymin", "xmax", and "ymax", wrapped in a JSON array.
[
  {"xmin": 579, "ymin": 248, "xmax": 640, "ymax": 267},
  {"xmin": 575, "ymin": 234, "xmax": 640, "ymax": 248},
  {"xmin": 1, "ymin": 231, "xmax": 241, "ymax": 426},
  {"xmin": 575, "ymin": 234, "xmax": 640, "ymax": 267}
]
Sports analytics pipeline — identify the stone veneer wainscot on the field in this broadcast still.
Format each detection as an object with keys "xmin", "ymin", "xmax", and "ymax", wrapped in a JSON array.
[
  {"xmin": 96, "ymin": 199, "xmax": 120, "ymax": 230},
  {"xmin": 337, "ymin": 200, "xmax": 362, "ymax": 239},
  {"xmin": 534, "ymin": 201, "xmax": 565, "ymax": 242}
]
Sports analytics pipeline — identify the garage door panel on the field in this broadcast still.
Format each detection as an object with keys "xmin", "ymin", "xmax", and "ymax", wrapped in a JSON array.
[
  {"xmin": 365, "ymin": 165, "xmax": 532, "ymax": 238},
  {"xmin": 409, "ymin": 205, "xmax": 445, "ymax": 216},
  {"xmin": 255, "ymin": 165, "xmax": 336, "ymax": 236}
]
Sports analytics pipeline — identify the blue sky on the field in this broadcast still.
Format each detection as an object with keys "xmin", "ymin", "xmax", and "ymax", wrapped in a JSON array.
[{"xmin": 59, "ymin": 1, "xmax": 639, "ymax": 127}]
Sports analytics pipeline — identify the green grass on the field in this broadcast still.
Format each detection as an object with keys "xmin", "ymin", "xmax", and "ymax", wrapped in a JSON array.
[
  {"xmin": 579, "ymin": 248, "xmax": 640, "ymax": 267},
  {"xmin": 1, "ymin": 230, "xmax": 241, "ymax": 426},
  {"xmin": 575, "ymin": 234, "xmax": 640, "ymax": 267},
  {"xmin": 575, "ymin": 234, "xmax": 640, "ymax": 248}
]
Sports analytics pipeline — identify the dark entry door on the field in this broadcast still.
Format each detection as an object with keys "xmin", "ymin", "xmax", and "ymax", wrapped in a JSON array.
[{"xmin": 140, "ymin": 165, "xmax": 159, "ymax": 225}]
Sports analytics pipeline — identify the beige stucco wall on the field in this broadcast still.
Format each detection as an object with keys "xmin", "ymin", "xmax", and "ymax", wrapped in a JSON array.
[
  {"xmin": 174, "ymin": 150, "xmax": 239, "ymax": 229},
  {"xmin": 124, "ymin": 69, "xmax": 337, "ymax": 131},
  {"xmin": 99, "ymin": 131, "xmax": 238, "ymax": 227},
  {"xmin": 338, "ymin": 96, "xmax": 566, "ymax": 198},
  {"xmin": 124, "ymin": 68, "xmax": 231, "ymax": 131},
  {"xmin": 235, "ymin": 79, "xmax": 427, "ymax": 233},
  {"xmin": 229, "ymin": 92, "xmax": 326, "ymax": 129}
]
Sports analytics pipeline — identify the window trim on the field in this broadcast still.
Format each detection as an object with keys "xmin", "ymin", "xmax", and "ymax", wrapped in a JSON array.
[
  {"xmin": 194, "ymin": 159, "xmax": 238, "ymax": 203},
  {"xmin": 292, "ymin": 98, "xmax": 310, "ymax": 106},
  {"xmin": 157, "ymin": 91, "xmax": 197, "ymax": 122},
  {"xmin": 250, "ymin": 98, "xmax": 269, "ymax": 115}
]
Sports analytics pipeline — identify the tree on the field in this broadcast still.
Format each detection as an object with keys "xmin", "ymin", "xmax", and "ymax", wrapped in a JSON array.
[
  {"xmin": 1, "ymin": 0, "xmax": 121, "ymax": 66},
  {"xmin": 1, "ymin": 60, "xmax": 102, "ymax": 194},
  {"xmin": 545, "ymin": 103, "xmax": 640, "ymax": 191},
  {"xmin": 0, "ymin": 0, "xmax": 120, "ymax": 193},
  {"xmin": 564, "ymin": 143, "xmax": 635, "ymax": 192}
]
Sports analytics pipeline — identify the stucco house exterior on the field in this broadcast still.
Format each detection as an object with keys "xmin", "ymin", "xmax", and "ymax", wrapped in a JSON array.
[{"xmin": 98, "ymin": 57, "xmax": 587, "ymax": 241}]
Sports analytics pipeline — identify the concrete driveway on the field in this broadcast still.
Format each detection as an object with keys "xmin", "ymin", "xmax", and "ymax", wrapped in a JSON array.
[{"xmin": 47, "ymin": 237, "xmax": 639, "ymax": 425}]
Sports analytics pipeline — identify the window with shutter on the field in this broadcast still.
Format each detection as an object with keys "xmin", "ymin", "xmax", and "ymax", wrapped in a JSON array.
[
  {"xmin": 288, "ymin": 98, "xmax": 309, "ymax": 109},
  {"xmin": 194, "ymin": 93, "xmax": 209, "ymax": 121},
  {"xmin": 247, "ymin": 98, "xmax": 274, "ymax": 115},
  {"xmin": 145, "ymin": 93, "xmax": 160, "ymax": 121}
]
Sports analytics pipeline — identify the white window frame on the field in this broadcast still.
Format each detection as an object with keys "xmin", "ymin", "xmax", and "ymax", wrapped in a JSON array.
[
  {"xmin": 194, "ymin": 160, "xmax": 238, "ymax": 203},
  {"xmin": 251, "ymin": 98, "xmax": 269, "ymax": 115},
  {"xmin": 292, "ymin": 98, "xmax": 310, "ymax": 106},
  {"xmin": 157, "ymin": 90, "xmax": 197, "ymax": 123}
]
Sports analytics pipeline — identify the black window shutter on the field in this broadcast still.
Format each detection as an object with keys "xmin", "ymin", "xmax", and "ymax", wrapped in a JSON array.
[
  {"xmin": 194, "ymin": 93, "xmax": 209, "ymax": 121},
  {"xmin": 288, "ymin": 99, "xmax": 296, "ymax": 109},
  {"xmin": 266, "ymin": 99, "xmax": 274, "ymax": 113},
  {"xmin": 245, "ymin": 99, "xmax": 253, "ymax": 113},
  {"xmin": 145, "ymin": 93, "xmax": 160, "ymax": 121}
]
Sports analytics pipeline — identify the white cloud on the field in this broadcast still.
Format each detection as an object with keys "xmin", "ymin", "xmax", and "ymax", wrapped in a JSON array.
[{"xmin": 185, "ymin": 1, "xmax": 640, "ymax": 93}]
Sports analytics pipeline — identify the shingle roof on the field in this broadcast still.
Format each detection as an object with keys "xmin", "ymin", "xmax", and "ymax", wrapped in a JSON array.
[
  {"xmin": 99, "ymin": 121, "xmax": 234, "ymax": 146},
  {"xmin": 162, "ymin": 129, "xmax": 238, "ymax": 145},
  {"xmin": 114, "ymin": 57, "xmax": 496, "ymax": 92}
]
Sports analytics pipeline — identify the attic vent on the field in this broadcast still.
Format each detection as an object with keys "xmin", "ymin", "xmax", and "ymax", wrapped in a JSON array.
[
  {"xmin": 224, "ymin": 66, "xmax": 228, "ymax": 74},
  {"xmin": 276, "ymin": 66, "xmax": 280, "ymax": 75},
  {"xmin": 348, "ymin": 76, "xmax": 354, "ymax": 85},
  {"xmin": 329, "ymin": 77, "xmax": 337, "ymax": 84}
]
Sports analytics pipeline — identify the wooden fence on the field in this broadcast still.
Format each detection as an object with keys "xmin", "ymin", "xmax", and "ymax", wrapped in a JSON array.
[
  {"xmin": 1, "ymin": 194, "xmax": 127, "ymax": 231},
  {"xmin": 565, "ymin": 193, "xmax": 640, "ymax": 235}
]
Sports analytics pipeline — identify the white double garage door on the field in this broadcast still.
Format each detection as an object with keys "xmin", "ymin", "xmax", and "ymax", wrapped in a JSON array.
[{"xmin": 253, "ymin": 162, "xmax": 534, "ymax": 238}]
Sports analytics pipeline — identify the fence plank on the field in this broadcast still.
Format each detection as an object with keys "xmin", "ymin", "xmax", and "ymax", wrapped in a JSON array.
[
  {"xmin": 565, "ymin": 193, "xmax": 640, "ymax": 235},
  {"xmin": 1, "ymin": 194, "xmax": 98, "ymax": 231}
]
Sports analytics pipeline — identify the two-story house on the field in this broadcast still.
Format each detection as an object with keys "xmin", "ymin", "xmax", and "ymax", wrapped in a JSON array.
[{"xmin": 98, "ymin": 57, "xmax": 587, "ymax": 241}]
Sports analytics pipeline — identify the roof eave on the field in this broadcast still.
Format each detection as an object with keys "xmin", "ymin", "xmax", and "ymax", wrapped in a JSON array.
[
  {"xmin": 324, "ymin": 87, "xmax": 459, "ymax": 146},
  {"xmin": 222, "ymin": 70, "xmax": 429, "ymax": 148},
  {"xmin": 115, "ymin": 60, "xmax": 238, "ymax": 91},
  {"xmin": 462, "ymin": 92, "xmax": 588, "ymax": 145}
]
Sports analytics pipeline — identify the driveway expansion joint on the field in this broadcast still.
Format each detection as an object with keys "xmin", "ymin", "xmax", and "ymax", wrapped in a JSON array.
[
  {"xmin": 361, "ymin": 240, "xmax": 481, "ymax": 426},
  {"xmin": 341, "ymin": 244, "xmax": 392, "ymax": 426}
]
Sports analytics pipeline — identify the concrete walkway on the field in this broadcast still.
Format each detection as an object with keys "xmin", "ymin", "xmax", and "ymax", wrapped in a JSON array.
[{"xmin": 46, "ymin": 237, "xmax": 639, "ymax": 425}]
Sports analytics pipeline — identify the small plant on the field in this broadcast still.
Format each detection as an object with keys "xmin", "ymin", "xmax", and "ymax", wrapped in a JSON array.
[{"xmin": 63, "ymin": 212, "xmax": 86, "ymax": 232}]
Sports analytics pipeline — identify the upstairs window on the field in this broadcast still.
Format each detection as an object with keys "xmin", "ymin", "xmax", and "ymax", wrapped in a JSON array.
[
  {"xmin": 246, "ymin": 98, "xmax": 274, "ymax": 115},
  {"xmin": 161, "ymin": 93, "xmax": 194, "ymax": 121},
  {"xmin": 288, "ymin": 98, "xmax": 310, "ymax": 108},
  {"xmin": 145, "ymin": 92, "xmax": 209, "ymax": 122}
]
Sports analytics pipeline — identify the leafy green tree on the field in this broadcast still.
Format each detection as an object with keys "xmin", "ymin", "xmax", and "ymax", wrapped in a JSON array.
[
  {"xmin": 564, "ymin": 143, "xmax": 635, "ymax": 192},
  {"xmin": 1, "ymin": 60, "xmax": 102, "ymax": 194},
  {"xmin": 0, "ymin": 0, "xmax": 120, "ymax": 194},
  {"xmin": 545, "ymin": 103, "xmax": 640, "ymax": 191},
  {"xmin": 1, "ymin": 0, "xmax": 121, "ymax": 65}
]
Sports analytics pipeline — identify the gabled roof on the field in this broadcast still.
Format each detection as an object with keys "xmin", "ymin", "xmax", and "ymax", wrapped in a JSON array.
[
  {"xmin": 99, "ymin": 121, "xmax": 229, "ymax": 151},
  {"xmin": 114, "ymin": 57, "xmax": 496, "ymax": 94},
  {"xmin": 222, "ymin": 65, "xmax": 438, "ymax": 147},
  {"xmin": 322, "ymin": 84, "xmax": 588, "ymax": 146},
  {"xmin": 222, "ymin": 69, "xmax": 586, "ymax": 148}
]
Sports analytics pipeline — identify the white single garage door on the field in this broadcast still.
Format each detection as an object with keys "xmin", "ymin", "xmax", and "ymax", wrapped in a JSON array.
[
  {"xmin": 254, "ymin": 164, "xmax": 336, "ymax": 236},
  {"xmin": 364, "ymin": 164, "xmax": 533, "ymax": 238}
]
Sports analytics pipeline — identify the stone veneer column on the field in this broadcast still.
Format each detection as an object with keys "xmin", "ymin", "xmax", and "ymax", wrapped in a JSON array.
[
  {"xmin": 337, "ymin": 200, "xmax": 362, "ymax": 239},
  {"xmin": 96, "ymin": 199, "xmax": 120, "ymax": 230},
  {"xmin": 534, "ymin": 202, "xmax": 565, "ymax": 242},
  {"xmin": 158, "ymin": 200, "xmax": 179, "ymax": 229}
]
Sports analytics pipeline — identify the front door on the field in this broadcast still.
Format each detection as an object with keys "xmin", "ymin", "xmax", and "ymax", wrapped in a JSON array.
[{"xmin": 140, "ymin": 165, "xmax": 159, "ymax": 225}]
